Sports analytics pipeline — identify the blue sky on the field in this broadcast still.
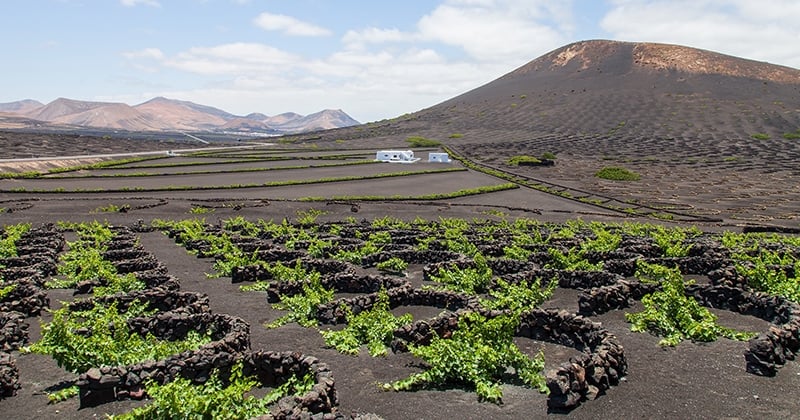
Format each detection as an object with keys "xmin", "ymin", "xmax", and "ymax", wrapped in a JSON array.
[{"xmin": 2, "ymin": 0, "xmax": 799, "ymax": 122}]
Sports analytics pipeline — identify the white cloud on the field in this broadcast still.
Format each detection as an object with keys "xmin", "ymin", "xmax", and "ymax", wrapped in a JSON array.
[
  {"xmin": 341, "ymin": 0, "xmax": 571, "ymax": 64},
  {"xmin": 601, "ymin": 0, "xmax": 800, "ymax": 68},
  {"xmin": 119, "ymin": 1, "xmax": 582, "ymax": 121},
  {"xmin": 253, "ymin": 12, "xmax": 331, "ymax": 37},
  {"xmin": 120, "ymin": 0, "xmax": 160, "ymax": 7},
  {"xmin": 164, "ymin": 43, "xmax": 300, "ymax": 75},
  {"xmin": 123, "ymin": 48, "xmax": 165, "ymax": 60},
  {"xmin": 342, "ymin": 27, "xmax": 417, "ymax": 50},
  {"xmin": 416, "ymin": 0, "xmax": 571, "ymax": 62}
]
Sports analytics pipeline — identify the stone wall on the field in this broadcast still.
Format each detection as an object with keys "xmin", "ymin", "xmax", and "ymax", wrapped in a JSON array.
[
  {"xmin": 517, "ymin": 309, "xmax": 626, "ymax": 410},
  {"xmin": 77, "ymin": 311, "xmax": 250, "ymax": 405},
  {"xmin": 0, "ymin": 312, "xmax": 28, "ymax": 351},
  {"xmin": 684, "ymin": 284, "xmax": 800, "ymax": 376},
  {"xmin": 317, "ymin": 286, "xmax": 480, "ymax": 326}
]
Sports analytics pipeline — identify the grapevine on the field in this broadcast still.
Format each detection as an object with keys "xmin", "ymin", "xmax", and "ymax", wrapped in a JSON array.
[
  {"xmin": 388, "ymin": 312, "xmax": 547, "ymax": 403},
  {"xmin": 625, "ymin": 261, "xmax": 756, "ymax": 346},
  {"xmin": 321, "ymin": 288, "xmax": 413, "ymax": 356}
]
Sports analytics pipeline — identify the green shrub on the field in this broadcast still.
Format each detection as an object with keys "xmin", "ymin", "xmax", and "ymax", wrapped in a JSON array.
[
  {"xmin": 751, "ymin": 133, "xmax": 770, "ymax": 140},
  {"xmin": 406, "ymin": 136, "xmax": 441, "ymax": 147},
  {"xmin": 783, "ymin": 129, "xmax": 800, "ymax": 140},
  {"xmin": 448, "ymin": 133, "xmax": 464, "ymax": 139},
  {"xmin": 540, "ymin": 152, "xmax": 557, "ymax": 160},
  {"xmin": 507, "ymin": 155, "xmax": 541, "ymax": 166},
  {"xmin": 595, "ymin": 166, "xmax": 641, "ymax": 181}
]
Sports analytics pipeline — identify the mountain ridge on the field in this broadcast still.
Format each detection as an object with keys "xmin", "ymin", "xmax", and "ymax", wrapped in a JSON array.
[{"xmin": 0, "ymin": 96, "xmax": 360, "ymax": 134}]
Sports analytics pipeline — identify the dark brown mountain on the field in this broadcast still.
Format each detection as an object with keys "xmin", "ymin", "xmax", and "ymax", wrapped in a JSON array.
[{"xmin": 415, "ymin": 39, "xmax": 800, "ymax": 142}]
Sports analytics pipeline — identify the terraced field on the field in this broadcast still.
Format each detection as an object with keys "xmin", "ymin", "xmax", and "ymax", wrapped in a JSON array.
[{"xmin": 0, "ymin": 138, "xmax": 799, "ymax": 419}]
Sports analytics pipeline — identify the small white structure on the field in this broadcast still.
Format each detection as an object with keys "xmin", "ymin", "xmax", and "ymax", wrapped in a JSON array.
[
  {"xmin": 375, "ymin": 150, "xmax": 420, "ymax": 163},
  {"xmin": 428, "ymin": 152, "xmax": 451, "ymax": 163}
]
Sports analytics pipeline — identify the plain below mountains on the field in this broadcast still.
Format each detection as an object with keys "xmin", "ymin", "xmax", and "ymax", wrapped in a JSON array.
[{"xmin": 0, "ymin": 96, "xmax": 360, "ymax": 135}]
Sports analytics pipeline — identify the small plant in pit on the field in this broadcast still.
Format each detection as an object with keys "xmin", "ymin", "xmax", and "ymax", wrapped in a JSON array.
[
  {"xmin": 112, "ymin": 361, "xmax": 314, "ymax": 420},
  {"xmin": 376, "ymin": 257, "xmax": 408, "ymax": 275},
  {"xmin": 595, "ymin": 166, "xmax": 641, "ymax": 181},
  {"xmin": 648, "ymin": 225, "xmax": 698, "ymax": 257},
  {"xmin": 331, "ymin": 241, "xmax": 383, "ymax": 265},
  {"xmin": 414, "ymin": 235, "xmax": 438, "ymax": 251},
  {"xmin": 429, "ymin": 253, "xmax": 493, "ymax": 295},
  {"xmin": 0, "ymin": 222, "xmax": 31, "ymax": 259},
  {"xmin": 92, "ymin": 203, "xmax": 130, "ymax": 213},
  {"xmin": 188, "ymin": 205, "xmax": 214, "ymax": 214},
  {"xmin": 481, "ymin": 276, "xmax": 556, "ymax": 314},
  {"xmin": 26, "ymin": 300, "xmax": 211, "ymax": 373},
  {"xmin": 209, "ymin": 245, "xmax": 257, "ymax": 278},
  {"xmin": 321, "ymin": 288, "xmax": 413, "ymax": 357},
  {"xmin": 625, "ymin": 261, "xmax": 756, "ymax": 346},
  {"xmin": 545, "ymin": 247, "xmax": 603, "ymax": 271},
  {"xmin": 222, "ymin": 215, "xmax": 260, "ymax": 237},
  {"xmin": 372, "ymin": 215, "xmax": 412, "ymax": 230},
  {"xmin": 91, "ymin": 272, "xmax": 145, "ymax": 297},
  {"xmin": 582, "ymin": 223, "xmax": 622, "ymax": 253},
  {"xmin": 481, "ymin": 209, "xmax": 508, "ymax": 219},
  {"xmin": 296, "ymin": 208, "xmax": 327, "ymax": 225},
  {"xmin": 50, "ymin": 233, "xmax": 118, "ymax": 289},
  {"xmin": 0, "ymin": 280, "xmax": 16, "ymax": 300},
  {"xmin": 47, "ymin": 385, "xmax": 79, "ymax": 403},
  {"xmin": 368, "ymin": 230, "xmax": 393, "ymax": 244},
  {"xmin": 387, "ymin": 311, "xmax": 548, "ymax": 403},
  {"xmin": 502, "ymin": 243, "xmax": 531, "ymax": 261},
  {"xmin": 267, "ymin": 272, "xmax": 333, "ymax": 328},
  {"xmin": 306, "ymin": 237, "xmax": 333, "ymax": 258},
  {"xmin": 732, "ymin": 248, "xmax": 800, "ymax": 302},
  {"xmin": 240, "ymin": 259, "xmax": 313, "ymax": 292}
]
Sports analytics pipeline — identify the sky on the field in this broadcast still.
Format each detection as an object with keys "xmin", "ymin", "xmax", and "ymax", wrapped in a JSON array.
[{"xmin": 2, "ymin": 0, "xmax": 799, "ymax": 123}]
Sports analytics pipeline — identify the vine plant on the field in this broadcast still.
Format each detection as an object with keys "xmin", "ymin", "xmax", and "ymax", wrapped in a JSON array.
[
  {"xmin": 387, "ymin": 311, "xmax": 548, "ymax": 403},
  {"xmin": 27, "ymin": 300, "xmax": 210, "ymax": 373},
  {"xmin": 320, "ymin": 288, "xmax": 413, "ymax": 357},
  {"xmin": 625, "ymin": 261, "xmax": 755, "ymax": 346},
  {"xmin": 113, "ymin": 362, "xmax": 314, "ymax": 419}
]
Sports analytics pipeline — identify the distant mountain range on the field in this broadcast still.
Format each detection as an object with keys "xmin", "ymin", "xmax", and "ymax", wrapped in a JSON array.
[{"xmin": 0, "ymin": 96, "xmax": 360, "ymax": 134}]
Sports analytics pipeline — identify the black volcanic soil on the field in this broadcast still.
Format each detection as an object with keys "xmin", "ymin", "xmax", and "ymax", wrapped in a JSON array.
[
  {"xmin": 2, "ymin": 199, "xmax": 799, "ymax": 420},
  {"xmin": 1, "ymin": 40, "xmax": 800, "ymax": 418}
]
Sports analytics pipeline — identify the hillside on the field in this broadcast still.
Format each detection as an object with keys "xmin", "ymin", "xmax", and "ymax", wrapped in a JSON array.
[
  {"xmin": 309, "ymin": 40, "xmax": 800, "ymax": 226},
  {"xmin": 416, "ymin": 40, "xmax": 800, "ymax": 141}
]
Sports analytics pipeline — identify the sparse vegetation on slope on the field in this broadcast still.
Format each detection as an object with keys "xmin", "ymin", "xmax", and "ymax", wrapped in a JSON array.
[
  {"xmin": 595, "ymin": 166, "xmax": 641, "ymax": 181},
  {"xmin": 406, "ymin": 136, "xmax": 441, "ymax": 147}
]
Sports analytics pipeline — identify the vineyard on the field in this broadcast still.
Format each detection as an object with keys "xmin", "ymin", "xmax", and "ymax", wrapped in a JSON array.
[{"xmin": 1, "ymin": 214, "xmax": 799, "ymax": 418}]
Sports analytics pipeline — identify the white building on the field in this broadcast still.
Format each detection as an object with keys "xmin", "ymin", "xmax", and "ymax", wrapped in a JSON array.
[
  {"xmin": 428, "ymin": 152, "xmax": 450, "ymax": 163},
  {"xmin": 375, "ymin": 150, "xmax": 420, "ymax": 163}
]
